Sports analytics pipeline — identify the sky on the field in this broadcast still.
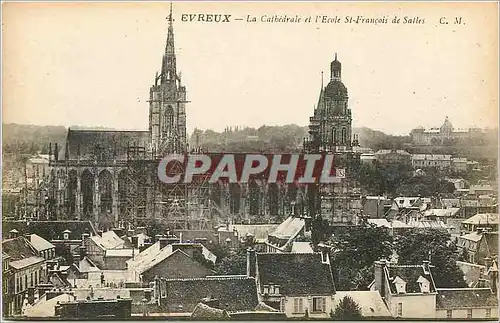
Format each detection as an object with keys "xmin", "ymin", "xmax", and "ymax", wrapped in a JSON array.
[{"xmin": 2, "ymin": 2, "xmax": 498, "ymax": 135}]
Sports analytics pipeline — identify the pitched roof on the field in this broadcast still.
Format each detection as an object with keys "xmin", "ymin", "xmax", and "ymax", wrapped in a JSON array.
[
  {"xmin": 385, "ymin": 264, "xmax": 436, "ymax": 294},
  {"xmin": 393, "ymin": 197, "xmax": 421, "ymax": 209},
  {"xmin": 411, "ymin": 154, "xmax": 452, "ymax": 161},
  {"xmin": 163, "ymin": 276, "xmax": 258, "ymax": 313},
  {"xmin": 368, "ymin": 219, "xmax": 410, "ymax": 229},
  {"xmin": 459, "ymin": 232, "xmax": 483, "ymax": 243},
  {"xmin": 63, "ymin": 128, "xmax": 150, "ymax": 160},
  {"xmin": 28, "ymin": 234, "xmax": 55, "ymax": 251},
  {"xmin": 174, "ymin": 229, "xmax": 218, "ymax": 245},
  {"xmin": 268, "ymin": 216, "xmax": 305, "ymax": 240},
  {"xmin": 24, "ymin": 293, "xmax": 75, "ymax": 318},
  {"xmin": 407, "ymin": 219, "xmax": 448, "ymax": 230},
  {"xmin": 436, "ymin": 288, "xmax": 498, "ymax": 309},
  {"xmin": 335, "ymin": 291, "xmax": 392, "ymax": 317},
  {"xmin": 375, "ymin": 149, "xmax": 410, "ymax": 156},
  {"xmin": 105, "ymin": 249, "xmax": 135, "ymax": 258},
  {"xmin": 190, "ymin": 303, "xmax": 230, "ymax": 319},
  {"xmin": 128, "ymin": 243, "xmax": 175, "ymax": 274},
  {"xmin": 256, "ymin": 253, "xmax": 335, "ymax": 296},
  {"xmin": 2, "ymin": 220, "xmax": 97, "ymax": 241},
  {"xmin": 10, "ymin": 256, "xmax": 45, "ymax": 269},
  {"xmin": 462, "ymin": 213, "xmax": 499, "ymax": 225},
  {"xmin": 219, "ymin": 224, "xmax": 279, "ymax": 242},
  {"xmin": 291, "ymin": 241, "xmax": 314, "ymax": 253},
  {"xmin": 2, "ymin": 236, "xmax": 38, "ymax": 260},
  {"xmin": 90, "ymin": 231, "xmax": 125, "ymax": 250},
  {"xmin": 128, "ymin": 242, "xmax": 217, "ymax": 275},
  {"xmin": 423, "ymin": 208, "xmax": 460, "ymax": 218}
]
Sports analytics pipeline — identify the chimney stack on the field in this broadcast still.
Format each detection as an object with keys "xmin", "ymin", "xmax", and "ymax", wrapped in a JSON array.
[
  {"xmin": 131, "ymin": 236, "xmax": 139, "ymax": 249},
  {"xmin": 246, "ymin": 248, "xmax": 256, "ymax": 278},
  {"xmin": 422, "ymin": 260, "xmax": 430, "ymax": 274},
  {"xmin": 374, "ymin": 259, "xmax": 387, "ymax": 297},
  {"xmin": 79, "ymin": 246, "xmax": 87, "ymax": 260}
]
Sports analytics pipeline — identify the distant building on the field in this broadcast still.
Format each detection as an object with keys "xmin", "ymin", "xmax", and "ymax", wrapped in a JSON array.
[
  {"xmin": 126, "ymin": 239, "xmax": 216, "ymax": 282},
  {"xmin": 461, "ymin": 213, "xmax": 499, "ymax": 232},
  {"xmin": 411, "ymin": 154, "xmax": 452, "ymax": 170},
  {"xmin": 360, "ymin": 153, "xmax": 376, "ymax": 164},
  {"xmin": 367, "ymin": 219, "xmax": 410, "ymax": 236},
  {"xmin": 2, "ymin": 230, "xmax": 50, "ymax": 315},
  {"xmin": 451, "ymin": 158, "xmax": 468, "ymax": 172},
  {"xmin": 374, "ymin": 149, "xmax": 411, "ymax": 165},
  {"xmin": 410, "ymin": 117, "xmax": 485, "ymax": 146},
  {"xmin": 362, "ymin": 196, "xmax": 393, "ymax": 218},
  {"xmin": 444, "ymin": 178, "xmax": 467, "ymax": 191},
  {"xmin": 457, "ymin": 230, "xmax": 498, "ymax": 265}
]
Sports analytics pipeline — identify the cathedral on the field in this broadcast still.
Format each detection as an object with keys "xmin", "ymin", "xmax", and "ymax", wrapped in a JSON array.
[{"xmin": 47, "ymin": 6, "xmax": 361, "ymax": 230}]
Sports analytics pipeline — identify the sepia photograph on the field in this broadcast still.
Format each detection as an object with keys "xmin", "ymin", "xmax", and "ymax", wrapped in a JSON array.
[{"xmin": 1, "ymin": 1, "xmax": 499, "ymax": 320}]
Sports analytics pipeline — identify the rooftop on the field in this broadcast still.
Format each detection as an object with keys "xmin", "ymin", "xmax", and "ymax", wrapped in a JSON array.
[
  {"xmin": 436, "ymin": 288, "xmax": 498, "ymax": 309},
  {"xmin": 256, "ymin": 252, "xmax": 335, "ymax": 296},
  {"xmin": 462, "ymin": 213, "xmax": 498, "ymax": 226},
  {"xmin": 162, "ymin": 276, "xmax": 259, "ymax": 313}
]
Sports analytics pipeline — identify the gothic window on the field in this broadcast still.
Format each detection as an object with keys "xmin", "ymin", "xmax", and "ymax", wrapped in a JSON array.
[
  {"xmin": 332, "ymin": 128, "xmax": 337, "ymax": 144},
  {"xmin": 341, "ymin": 127, "xmax": 347, "ymax": 144},
  {"xmin": 165, "ymin": 105, "xmax": 174, "ymax": 134}
]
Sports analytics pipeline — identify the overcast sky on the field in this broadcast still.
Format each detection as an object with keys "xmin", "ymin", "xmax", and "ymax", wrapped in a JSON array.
[{"xmin": 2, "ymin": 2, "xmax": 498, "ymax": 135}]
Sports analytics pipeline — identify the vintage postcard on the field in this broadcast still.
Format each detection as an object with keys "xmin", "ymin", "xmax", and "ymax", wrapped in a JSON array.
[{"xmin": 1, "ymin": 1, "xmax": 498, "ymax": 320}]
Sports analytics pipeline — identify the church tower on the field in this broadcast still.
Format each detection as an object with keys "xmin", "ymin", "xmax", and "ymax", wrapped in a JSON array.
[
  {"xmin": 308, "ymin": 54, "xmax": 353, "ymax": 152},
  {"xmin": 149, "ymin": 4, "xmax": 188, "ymax": 155}
]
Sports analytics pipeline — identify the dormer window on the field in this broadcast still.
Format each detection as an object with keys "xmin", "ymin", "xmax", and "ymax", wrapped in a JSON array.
[
  {"xmin": 417, "ymin": 276, "xmax": 430, "ymax": 293},
  {"xmin": 63, "ymin": 230, "xmax": 71, "ymax": 240},
  {"xmin": 393, "ymin": 276, "xmax": 407, "ymax": 294},
  {"xmin": 263, "ymin": 284, "xmax": 280, "ymax": 295}
]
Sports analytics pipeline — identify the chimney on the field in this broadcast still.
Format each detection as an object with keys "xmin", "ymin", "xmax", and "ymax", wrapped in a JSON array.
[
  {"xmin": 374, "ymin": 259, "xmax": 387, "ymax": 297},
  {"xmin": 81, "ymin": 233, "xmax": 90, "ymax": 246},
  {"xmin": 489, "ymin": 259, "xmax": 498, "ymax": 294},
  {"xmin": 131, "ymin": 236, "xmax": 139, "ymax": 249},
  {"xmin": 159, "ymin": 238, "xmax": 169, "ymax": 250},
  {"xmin": 79, "ymin": 246, "xmax": 87, "ymax": 260},
  {"xmin": 484, "ymin": 257, "xmax": 491, "ymax": 270},
  {"xmin": 246, "ymin": 248, "xmax": 256, "ymax": 278},
  {"xmin": 422, "ymin": 260, "xmax": 430, "ymax": 274},
  {"xmin": 320, "ymin": 246, "xmax": 330, "ymax": 264}
]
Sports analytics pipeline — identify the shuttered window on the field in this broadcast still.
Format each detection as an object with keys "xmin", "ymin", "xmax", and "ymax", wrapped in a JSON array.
[
  {"xmin": 312, "ymin": 297, "xmax": 326, "ymax": 313},
  {"xmin": 293, "ymin": 298, "xmax": 304, "ymax": 313}
]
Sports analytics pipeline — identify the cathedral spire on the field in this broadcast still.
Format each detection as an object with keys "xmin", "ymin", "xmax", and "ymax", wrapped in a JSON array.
[{"xmin": 161, "ymin": 3, "xmax": 176, "ymax": 83}]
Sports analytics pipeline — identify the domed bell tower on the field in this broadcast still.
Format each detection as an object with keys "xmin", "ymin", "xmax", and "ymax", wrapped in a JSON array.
[{"xmin": 308, "ymin": 54, "xmax": 352, "ymax": 152}]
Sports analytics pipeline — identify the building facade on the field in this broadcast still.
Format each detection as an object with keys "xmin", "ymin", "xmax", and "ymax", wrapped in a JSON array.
[{"xmin": 410, "ymin": 117, "xmax": 485, "ymax": 146}]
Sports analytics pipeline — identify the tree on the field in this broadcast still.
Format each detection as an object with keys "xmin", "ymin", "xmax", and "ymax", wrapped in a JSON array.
[
  {"xmin": 329, "ymin": 223, "xmax": 393, "ymax": 291},
  {"xmin": 394, "ymin": 229, "xmax": 467, "ymax": 288},
  {"xmin": 331, "ymin": 296, "xmax": 363, "ymax": 320},
  {"xmin": 214, "ymin": 247, "xmax": 247, "ymax": 275}
]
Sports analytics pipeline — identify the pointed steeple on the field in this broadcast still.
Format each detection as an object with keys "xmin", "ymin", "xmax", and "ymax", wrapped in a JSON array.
[
  {"xmin": 316, "ymin": 71, "xmax": 325, "ymax": 112},
  {"xmin": 161, "ymin": 3, "xmax": 177, "ymax": 84}
]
